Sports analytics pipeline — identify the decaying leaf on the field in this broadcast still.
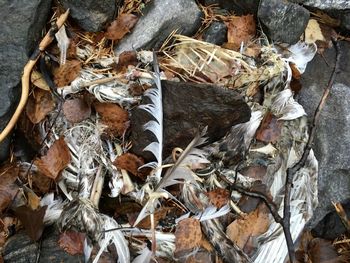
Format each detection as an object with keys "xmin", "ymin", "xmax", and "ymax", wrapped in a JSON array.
[
  {"xmin": 35, "ymin": 137, "xmax": 71, "ymax": 180},
  {"xmin": 115, "ymin": 51, "xmax": 138, "ymax": 72},
  {"xmin": 26, "ymin": 89, "xmax": 55, "ymax": 124},
  {"xmin": 94, "ymin": 102, "xmax": 129, "ymax": 137},
  {"xmin": 105, "ymin": 13, "xmax": 138, "ymax": 41},
  {"xmin": 63, "ymin": 97, "xmax": 91, "ymax": 124},
  {"xmin": 207, "ymin": 188, "xmax": 230, "ymax": 208},
  {"xmin": 237, "ymin": 182, "xmax": 269, "ymax": 214},
  {"xmin": 0, "ymin": 165, "xmax": 19, "ymax": 213},
  {"xmin": 256, "ymin": 112, "xmax": 283, "ymax": 144},
  {"xmin": 175, "ymin": 218, "xmax": 202, "ymax": 253},
  {"xmin": 30, "ymin": 70, "xmax": 50, "ymax": 91},
  {"xmin": 14, "ymin": 205, "xmax": 47, "ymax": 241},
  {"xmin": 226, "ymin": 15, "xmax": 256, "ymax": 51},
  {"xmin": 54, "ymin": 59, "xmax": 82, "ymax": 87},
  {"xmin": 58, "ymin": 231, "xmax": 85, "ymax": 255},
  {"xmin": 227, "ymin": 203, "xmax": 270, "ymax": 252},
  {"xmin": 137, "ymin": 207, "xmax": 172, "ymax": 229},
  {"xmin": 113, "ymin": 153, "xmax": 145, "ymax": 177}
]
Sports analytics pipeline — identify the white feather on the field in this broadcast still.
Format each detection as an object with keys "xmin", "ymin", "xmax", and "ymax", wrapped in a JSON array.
[
  {"xmin": 271, "ymin": 89, "xmax": 306, "ymax": 120},
  {"xmin": 132, "ymin": 247, "xmax": 152, "ymax": 263},
  {"xmin": 285, "ymin": 42, "xmax": 317, "ymax": 74}
]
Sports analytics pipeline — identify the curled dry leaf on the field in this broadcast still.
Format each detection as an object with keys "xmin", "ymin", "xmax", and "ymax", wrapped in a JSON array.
[
  {"xmin": 256, "ymin": 112, "xmax": 283, "ymax": 144},
  {"xmin": 175, "ymin": 218, "xmax": 202, "ymax": 254},
  {"xmin": 26, "ymin": 89, "xmax": 55, "ymax": 124},
  {"xmin": 207, "ymin": 188, "xmax": 230, "ymax": 208},
  {"xmin": 105, "ymin": 13, "xmax": 138, "ymax": 41},
  {"xmin": 54, "ymin": 59, "xmax": 81, "ymax": 87},
  {"xmin": 226, "ymin": 203, "xmax": 270, "ymax": 252},
  {"xmin": 58, "ymin": 231, "xmax": 85, "ymax": 255},
  {"xmin": 113, "ymin": 153, "xmax": 145, "ymax": 178},
  {"xmin": 225, "ymin": 15, "xmax": 256, "ymax": 51},
  {"xmin": 34, "ymin": 137, "xmax": 71, "ymax": 180},
  {"xmin": 63, "ymin": 97, "xmax": 91, "ymax": 124},
  {"xmin": 94, "ymin": 102, "xmax": 129, "ymax": 137},
  {"xmin": 0, "ymin": 164, "xmax": 19, "ymax": 213}
]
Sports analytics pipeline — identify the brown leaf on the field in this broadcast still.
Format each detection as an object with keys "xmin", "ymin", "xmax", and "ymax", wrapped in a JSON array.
[
  {"xmin": 114, "ymin": 153, "xmax": 145, "ymax": 177},
  {"xmin": 308, "ymin": 238, "xmax": 340, "ymax": 263},
  {"xmin": 54, "ymin": 59, "xmax": 81, "ymax": 87},
  {"xmin": 26, "ymin": 89, "xmax": 55, "ymax": 124},
  {"xmin": 207, "ymin": 188, "xmax": 230, "ymax": 208},
  {"xmin": 226, "ymin": 15, "xmax": 256, "ymax": 51},
  {"xmin": 30, "ymin": 70, "xmax": 50, "ymax": 91},
  {"xmin": 175, "ymin": 218, "xmax": 202, "ymax": 254},
  {"xmin": 227, "ymin": 203, "xmax": 270, "ymax": 252},
  {"xmin": 115, "ymin": 51, "xmax": 138, "ymax": 72},
  {"xmin": 238, "ymin": 182, "xmax": 269, "ymax": 213},
  {"xmin": 94, "ymin": 102, "xmax": 129, "ymax": 137},
  {"xmin": 256, "ymin": 112, "xmax": 283, "ymax": 144},
  {"xmin": 105, "ymin": 13, "xmax": 138, "ymax": 41},
  {"xmin": 34, "ymin": 137, "xmax": 71, "ymax": 180},
  {"xmin": 63, "ymin": 97, "xmax": 91, "ymax": 124},
  {"xmin": 137, "ymin": 207, "xmax": 173, "ymax": 229},
  {"xmin": 58, "ymin": 231, "xmax": 85, "ymax": 255},
  {"xmin": 0, "ymin": 165, "xmax": 19, "ymax": 213},
  {"xmin": 14, "ymin": 205, "xmax": 47, "ymax": 241},
  {"xmin": 27, "ymin": 191, "xmax": 40, "ymax": 210}
]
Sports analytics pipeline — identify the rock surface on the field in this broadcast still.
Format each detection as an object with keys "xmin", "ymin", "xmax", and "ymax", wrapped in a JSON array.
[
  {"xmin": 202, "ymin": 21, "xmax": 227, "ymax": 46},
  {"xmin": 115, "ymin": 0, "xmax": 203, "ymax": 54},
  {"xmin": 290, "ymin": 0, "xmax": 350, "ymax": 10},
  {"xmin": 130, "ymin": 81, "xmax": 251, "ymax": 161},
  {"xmin": 202, "ymin": 0, "xmax": 260, "ymax": 15},
  {"xmin": 258, "ymin": 0, "xmax": 310, "ymax": 44},
  {"xmin": 298, "ymin": 41, "xmax": 350, "ymax": 228},
  {"xmin": 0, "ymin": 0, "xmax": 52, "ymax": 162},
  {"xmin": 60, "ymin": 0, "xmax": 117, "ymax": 32}
]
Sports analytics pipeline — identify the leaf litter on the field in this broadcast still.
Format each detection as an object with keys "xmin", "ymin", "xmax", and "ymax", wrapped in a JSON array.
[{"xmin": 1, "ymin": 2, "xmax": 348, "ymax": 263}]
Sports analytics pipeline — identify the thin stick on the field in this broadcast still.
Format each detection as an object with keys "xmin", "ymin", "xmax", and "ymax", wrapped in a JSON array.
[{"xmin": 0, "ymin": 9, "xmax": 70, "ymax": 143}]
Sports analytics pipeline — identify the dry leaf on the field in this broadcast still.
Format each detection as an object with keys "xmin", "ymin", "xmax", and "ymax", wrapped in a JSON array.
[
  {"xmin": 0, "ymin": 165, "xmax": 19, "ymax": 213},
  {"xmin": 227, "ymin": 203, "xmax": 270, "ymax": 252},
  {"xmin": 256, "ymin": 112, "xmax": 283, "ymax": 144},
  {"xmin": 137, "ymin": 207, "xmax": 172, "ymax": 229},
  {"xmin": 35, "ymin": 137, "xmax": 71, "ymax": 180},
  {"xmin": 0, "ymin": 216, "xmax": 17, "ymax": 247},
  {"xmin": 30, "ymin": 70, "xmax": 50, "ymax": 91},
  {"xmin": 94, "ymin": 102, "xmax": 129, "ymax": 137},
  {"xmin": 207, "ymin": 188, "xmax": 230, "ymax": 208},
  {"xmin": 54, "ymin": 59, "xmax": 81, "ymax": 87},
  {"xmin": 26, "ymin": 89, "xmax": 55, "ymax": 124},
  {"xmin": 27, "ymin": 191, "xmax": 40, "ymax": 210},
  {"xmin": 58, "ymin": 231, "xmax": 85, "ymax": 255},
  {"xmin": 105, "ymin": 13, "xmax": 138, "ymax": 41},
  {"xmin": 14, "ymin": 205, "xmax": 47, "ymax": 241},
  {"xmin": 226, "ymin": 15, "xmax": 256, "ymax": 51},
  {"xmin": 175, "ymin": 218, "xmax": 202, "ymax": 253},
  {"xmin": 63, "ymin": 97, "xmax": 91, "ymax": 124},
  {"xmin": 114, "ymin": 153, "xmax": 144, "ymax": 177},
  {"xmin": 237, "ymin": 182, "xmax": 269, "ymax": 214},
  {"xmin": 115, "ymin": 51, "xmax": 138, "ymax": 72}
]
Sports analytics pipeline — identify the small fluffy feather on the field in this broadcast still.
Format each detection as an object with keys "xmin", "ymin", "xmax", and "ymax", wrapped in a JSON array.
[{"xmin": 271, "ymin": 89, "xmax": 306, "ymax": 120}]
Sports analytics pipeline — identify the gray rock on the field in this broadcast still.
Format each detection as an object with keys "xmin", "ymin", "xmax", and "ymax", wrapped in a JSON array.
[
  {"xmin": 298, "ymin": 41, "xmax": 350, "ymax": 228},
  {"xmin": 202, "ymin": 21, "xmax": 227, "ymax": 46},
  {"xmin": 290, "ymin": 0, "xmax": 350, "ymax": 10},
  {"xmin": 60, "ymin": 0, "xmax": 117, "ymax": 32},
  {"xmin": 115, "ymin": 0, "xmax": 203, "ymax": 54},
  {"xmin": 130, "ymin": 81, "xmax": 251, "ymax": 161},
  {"xmin": 258, "ymin": 0, "xmax": 310, "ymax": 44},
  {"xmin": 202, "ymin": 0, "xmax": 260, "ymax": 15},
  {"xmin": 339, "ymin": 10, "xmax": 350, "ymax": 32},
  {"xmin": 0, "ymin": 0, "xmax": 52, "ymax": 162}
]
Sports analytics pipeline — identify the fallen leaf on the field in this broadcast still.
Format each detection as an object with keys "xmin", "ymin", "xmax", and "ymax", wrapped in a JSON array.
[
  {"xmin": 26, "ymin": 89, "xmax": 55, "ymax": 124},
  {"xmin": 207, "ymin": 188, "xmax": 230, "ymax": 208},
  {"xmin": 237, "ymin": 182, "xmax": 269, "ymax": 213},
  {"xmin": 308, "ymin": 238, "xmax": 340, "ymax": 263},
  {"xmin": 114, "ymin": 153, "xmax": 145, "ymax": 177},
  {"xmin": 35, "ymin": 137, "xmax": 71, "ymax": 180},
  {"xmin": 105, "ymin": 13, "xmax": 138, "ymax": 41},
  {"xmin": 175, "ymin": 218, "xmax": 202, "ymax": 254},
  {"xmin": 94, "ymin": 102, "xmax": 129, "ymax": 137},
  {"xmin": 227, "ymin": 203, "xmax": 270, "ymax": 252},
  {"xmin": 137, "ymin": 207, "xmax": 172, "ymax": 229},
  {"xmin": 226, "ymin": 15, "xmax": 256, "ymax": 51},
  {"xmin": 115, "ymin": 51, "xmax": 138, "ymax": 72},
  {"xmin": 256, "ymin": 112, "xmax": 283, "ymax": 144},
  {"xmin": 0, "ymin": 165, "xmax": 19, "ymax": 213},
  {"xmin": 54, "ymin": 59, "xmax": 81, "ymax": 87},
  {"xmin": 30, "ymin": 70, "xmax": 50, "ymax": 91},
  {"xmin": 14, "ymin": 205, "xmax": 47, "ymax": 241},
  {"xmin": 58, "ymin": 231, "xmax": 85, "ymax": 255},
  {"xmin": 63, "ymin": 97, "xmax": 91, "ymax": 124},
  {"xmin": 27, "ymin": 191, "xmax": 40, "ymax": 210},
  {"xmin": 305, "ymin": 19, "xmax": 325, "ymax": 45},
  {"xmin": 0, "ymin": 216, "xmax": 18, "ymax": 247}
]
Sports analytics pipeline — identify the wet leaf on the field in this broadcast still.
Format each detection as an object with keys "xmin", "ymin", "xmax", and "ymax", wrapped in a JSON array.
[
  {"xmin": 114, "ymin": 153, "xmax": 145, "ymax": 177},
  {"xmin": 0, "ymin": 165, "xmax": 19, "ymax": 213},
  {"xmin": 175, "ymin": 218, "xmax": 202, "ymax": 253},
  {"xmin": 207, "ymin": 188, "xmax": 230, "ymax": 208},
  {"xmin": 58, "ymin": 231, "xmax": 85, "ymax": 255},
  {"xmin": 26, "ymin": 89, "xmax": 55, "ymax": 124},
  {"xmin": 54, "ymin": 59, "xmax": 81, "ymax": 87},
  {"xmin": 256, "ymin": 112, "xmax": 282, "ymax": 144},
  {"xmin": 105, "ymin": 13, "xmax": 138, "ymax": 41},
  {"xmin": 227, "ymin": 203, "xmax": 270, "ymax": 251},
  {"xmin": 14, "ymin": 205, "xmax": 47, "ymax": 241},
  {"xmin": 34, "ymin": 137, "xmax": 71, "ymax": 180},
  {"xmin": 226, "ymin": 15, "xmax": 256, "ymax": 51},
  {"xmin": 94, "ymin": 102, "xmax": 129, "ymax": 137},
  {"xmin": 63, "ymin": 97, "xmax": 91, "ymax": 124}
]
